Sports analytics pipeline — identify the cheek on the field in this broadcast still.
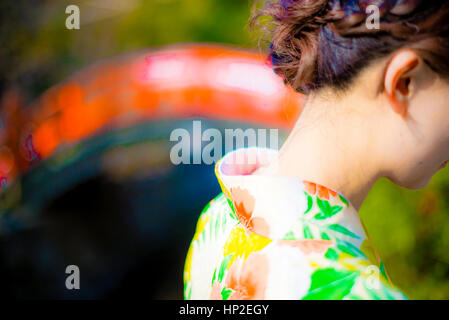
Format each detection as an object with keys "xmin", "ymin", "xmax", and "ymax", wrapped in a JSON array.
[
  {"xmin": 427, "ymin": 95, "xmax": 449, "ymax": 141},
  {"xmin": 412, "ymin": 88, "xmax": 449, "ymax": 140},
  {"xmin": 412, "ymin": 102, "xmax": 449, "ymax": 166},
  {"xmin": 403, "ymin": 163, "xmax": 432, "ymax": 189},
  {"xmin": 391, "ymin": 139, "xmax": 444, "ymax": 190},
  {"xmin": 422, "ymin": 124, "xmax": 449, "ymax": 164},
  {"xmin": 390, "ymin": 158, "xmax": 434, "ymax": 190},
  {"xmin": 391, "ymin": 88, "xmax": 449, "ymax": 189},
  {"xmin": 402, "ymin": 133, "xmax": 449, "ymax": 189}
]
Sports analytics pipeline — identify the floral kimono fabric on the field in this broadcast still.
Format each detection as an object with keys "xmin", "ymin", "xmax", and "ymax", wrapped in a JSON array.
[{"xmin": 184, "ymin": 147, "xmax": 406, "ymax": 300}]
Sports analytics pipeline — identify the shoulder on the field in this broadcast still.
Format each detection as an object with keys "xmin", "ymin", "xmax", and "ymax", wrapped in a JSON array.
[
  {"xmin": 185, "ymin": 194, "xmax": 407, "ymax": 300},
  {"xmin": 192, "ymin": 193, "xmax": 238, "ymax": 242},
  {"xmin": 184, "ymin": 193, "xmax": 238, "ymax": 299}
]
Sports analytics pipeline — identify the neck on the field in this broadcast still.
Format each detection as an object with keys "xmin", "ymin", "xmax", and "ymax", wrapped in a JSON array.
[{"xmin": 271, "ymin": 95, "xmax": 382, "ymax": 211}]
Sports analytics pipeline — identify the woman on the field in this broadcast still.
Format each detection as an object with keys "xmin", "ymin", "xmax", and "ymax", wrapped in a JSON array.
[{"xmin": 184, "ymin": 0, "xmax": 449, "ymax": 300}]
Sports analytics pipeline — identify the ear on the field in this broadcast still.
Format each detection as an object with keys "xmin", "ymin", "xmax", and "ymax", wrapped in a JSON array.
[{"xmin": 384, "ymin": 50, "xmax": 421, "ymax": 118}]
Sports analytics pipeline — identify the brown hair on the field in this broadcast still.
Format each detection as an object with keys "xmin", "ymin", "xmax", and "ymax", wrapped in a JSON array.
[{"xmin": 251, "ymin": 0, "xmax": 449, "ymax": 94}]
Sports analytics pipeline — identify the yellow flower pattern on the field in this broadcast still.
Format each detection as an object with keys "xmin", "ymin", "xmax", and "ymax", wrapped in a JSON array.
[{"xmin": 223, "ymin": 226, "xmax": 272, "ymax": 266}]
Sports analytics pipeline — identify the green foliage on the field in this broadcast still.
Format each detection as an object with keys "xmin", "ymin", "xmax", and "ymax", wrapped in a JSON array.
[
  {"xmin": 115, "ymin": 0, "xmax": 254, "ymax": 49},
  {"xmin": 360, "ymin": 168, "xmax": 449, "ymax": 299},
  {"xmin": 8, "ymin": 0, "xmax": 255, "ymax": 98}
]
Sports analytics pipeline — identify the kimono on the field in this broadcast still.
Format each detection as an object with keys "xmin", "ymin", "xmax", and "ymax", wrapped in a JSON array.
[{"xmin": 184, "ymin": 147, "xmax": 406, "ymax": 300}]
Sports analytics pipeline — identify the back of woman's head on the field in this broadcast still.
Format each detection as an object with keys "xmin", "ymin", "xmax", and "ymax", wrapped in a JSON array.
[{"xmin": 251, "ymin": 0, "xmax": 449, "ymax": 94}]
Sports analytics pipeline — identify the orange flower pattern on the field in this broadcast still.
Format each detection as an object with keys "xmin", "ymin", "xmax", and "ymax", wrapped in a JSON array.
[
  {"xmin": 225, "ymin": 254, "xmax": 269, "ymax": 300},
  {"xmin": 304, "ymin": 181, "xmax": 338, "ymax": 201}
]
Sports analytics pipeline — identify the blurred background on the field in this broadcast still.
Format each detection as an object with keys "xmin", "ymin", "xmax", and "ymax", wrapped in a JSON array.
[{"xmin": 0, "ymin": 0, "xmax": 448, "ymax": 300}]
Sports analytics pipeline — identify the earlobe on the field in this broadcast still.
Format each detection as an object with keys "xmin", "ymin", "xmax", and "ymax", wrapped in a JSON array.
[{"xmin": 384, "ymin": 50, "xmax": 420, "ymax": 118}]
